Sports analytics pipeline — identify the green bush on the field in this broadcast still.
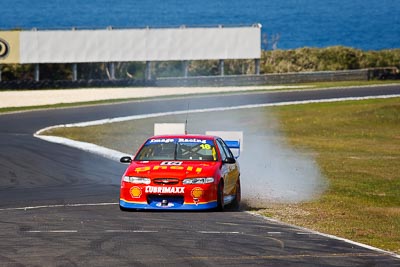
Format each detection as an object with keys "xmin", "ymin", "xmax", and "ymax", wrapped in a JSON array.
[{"xmin": 261, "ymin": 46, "xmax": 400, "ymax": 73}]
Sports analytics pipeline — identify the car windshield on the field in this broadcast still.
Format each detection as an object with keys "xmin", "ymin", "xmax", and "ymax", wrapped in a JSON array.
[{"xmin": 134, "ymin": 138, "xmax": 217, "ymax": 161}]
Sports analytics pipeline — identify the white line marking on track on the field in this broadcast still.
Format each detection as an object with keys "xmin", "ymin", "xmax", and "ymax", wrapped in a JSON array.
[
  {"xmin": 0, "ymin": 202, "xmax": 118, "ymax": 211},
  {"xmin": 26, "ymin": 230, "xmax": 78, "ymax": 233},
  {"xmin": 105, "ymin": 230, "xmax": 158, "ymax": 233},
  {"xmin": 249, "ymin": 211, "xmax": 400, "ymax": 259},
  {"xmin": 24, "ymin": 230, "xmax": 158, "ymax": 234},
  {"xmin": 198, "ymin": 231, "xmax": 241, "ymax": 234},
  {"xmin": 216, "ymin": 222, "xmax": 239, "ymax": 226}
]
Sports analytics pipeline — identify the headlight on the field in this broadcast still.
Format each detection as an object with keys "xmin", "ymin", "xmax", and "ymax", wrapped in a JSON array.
[
  {"xmin": 123, "ymin": 176, "xmax": 151, "ymax": 184},
  {"xmin": 182, "ymin": 177, "xmax": 214, "ymax": 184}
]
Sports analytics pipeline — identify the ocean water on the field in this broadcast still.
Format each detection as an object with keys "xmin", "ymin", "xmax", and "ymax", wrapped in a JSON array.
[{"xmin": 1, "ymin": 0, "xmax": 399, "ymax": 50}]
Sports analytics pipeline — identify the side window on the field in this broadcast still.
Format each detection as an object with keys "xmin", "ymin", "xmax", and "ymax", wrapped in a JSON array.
[
  {"xmin": 219, "ymin": 139, "xmax": 235, "ymax": 159},
  {"xmin": 216, "ymin": 139, "xmax": 228, "ymax": 161}
]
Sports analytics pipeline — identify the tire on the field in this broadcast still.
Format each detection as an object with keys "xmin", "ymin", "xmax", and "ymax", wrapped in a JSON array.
[
  {"xmin": 216, "ymin": 181, "xmax": 224, "ymax": 211},
  {"xmin": 229, "ymin": 178, "xmax": 241, "ymax": 211}
]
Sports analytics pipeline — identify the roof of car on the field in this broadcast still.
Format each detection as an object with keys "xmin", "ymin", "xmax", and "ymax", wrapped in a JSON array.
[{"xmin": 149, "ymin": 134, "xmax": 217, "ymax": 140}]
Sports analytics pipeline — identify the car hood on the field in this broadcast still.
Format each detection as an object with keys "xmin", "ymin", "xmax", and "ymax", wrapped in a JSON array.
[{"xmin": 124, "ymin": 160, "xmax": 220, "ymax": 179}]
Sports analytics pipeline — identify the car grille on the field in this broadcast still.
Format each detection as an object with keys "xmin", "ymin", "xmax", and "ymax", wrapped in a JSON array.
[
  {"xmin": 147, "ymin": 195, "xmax": 184, "ymax": 205},
  {"xmin": 153, "ymin": 178, "xmax": 180, "ymax": 185}
]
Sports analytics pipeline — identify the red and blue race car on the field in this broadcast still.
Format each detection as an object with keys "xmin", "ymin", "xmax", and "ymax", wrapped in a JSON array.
[{"xmin": 119, "ymin": 134, "xmax": 241, "ymax": 211}]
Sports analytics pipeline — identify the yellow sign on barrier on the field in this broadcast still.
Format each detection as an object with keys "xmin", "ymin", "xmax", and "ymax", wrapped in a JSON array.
[{"xmin": 0, "ymin": 31, "xmax": 20, "ymax": 64}]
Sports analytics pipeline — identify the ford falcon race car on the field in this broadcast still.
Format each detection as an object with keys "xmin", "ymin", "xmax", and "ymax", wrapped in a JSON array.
[{"xmin": 119, "ymin": 134, "xmax": 241, "ymax": 211}]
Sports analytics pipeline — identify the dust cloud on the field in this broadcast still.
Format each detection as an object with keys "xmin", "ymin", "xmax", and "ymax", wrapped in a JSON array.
[
  {"xmin": 186, "ymin": 106, "xmax": 328, "ymax": 206},
  {"xmin": 239, "ymin": 134, "xmax": 327, "ymax": 206}
]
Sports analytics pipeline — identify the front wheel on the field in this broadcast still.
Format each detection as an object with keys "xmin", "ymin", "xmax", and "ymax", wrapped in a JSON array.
[
  {"xmin": 229, "ymin": 178, "xmax": 241, "ymax": 211},
  {"xmin": 216, "ymin": 181, "xmax": 224, "ymax": 211}
]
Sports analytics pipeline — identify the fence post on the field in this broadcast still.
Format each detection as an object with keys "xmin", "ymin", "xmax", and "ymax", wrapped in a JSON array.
[
  {"xmin": 72, "ymin": 63, "xmax": 77, "ymax": 81},
  {"xmin": 110, "ymin": 62, "xmax": 115, "ymax": 80},
  {"xmin": 219, "ymin": 59, "xmax": 224, "ymax": 76},
  {"xmin": 183, "ymin": 60, "xmax": 189, "ymax": 78},
  {"xmin": 145, "ymin": 61, "xmax": 152, "ymax": 80},
  {"xmin": 71, "ymin": 27, "xmax": 78, "ymax": 81},
  {"xmin": 34, "ymin": 64, "xmax": 40, "ymax": 81},
  {"xmin": 31, "ymin": 28, "xmax": 40, "ymax": 82},
  {"xmin": 255, "ymin": 58, "xmax": 260, "ymax": 75}
]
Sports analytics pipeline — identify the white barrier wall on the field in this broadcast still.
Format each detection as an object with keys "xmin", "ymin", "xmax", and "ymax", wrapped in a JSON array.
[{"xmin": 0, "ymin": 26, "xmax": 261, "ymax": 64}]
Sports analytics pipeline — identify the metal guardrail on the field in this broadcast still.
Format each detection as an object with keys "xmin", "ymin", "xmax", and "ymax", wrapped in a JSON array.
[
  {"xmin": 0, "ymin": 69, "xmax": 398, "ymax": 90},
  {"xmin": 155, "ymin": 69, "xmax": 371, "ymax": 87}
]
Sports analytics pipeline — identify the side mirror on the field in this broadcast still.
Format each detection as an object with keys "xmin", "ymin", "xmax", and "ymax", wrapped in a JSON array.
[
  {"xmin": 223, "ymin": 157, "xmax": 236, "ymax": 164},
  {"xmin": 120, "ymin": 156, "xmax": 132, "ymax": 163}
]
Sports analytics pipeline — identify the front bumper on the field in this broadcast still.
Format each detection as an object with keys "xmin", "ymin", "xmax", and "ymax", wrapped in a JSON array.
[
  {"xmin": 119, "ymin": 199, "xmax": 217, "ymax": 210},
  {"xmin": 119, "ymin": 183, "xmax": 218, "ymax": 210}
]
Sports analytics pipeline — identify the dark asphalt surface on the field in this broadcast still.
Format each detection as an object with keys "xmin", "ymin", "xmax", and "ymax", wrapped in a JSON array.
[{"xmin": 0, "ymin": 85, "xmax": 399, "ymax": 266}]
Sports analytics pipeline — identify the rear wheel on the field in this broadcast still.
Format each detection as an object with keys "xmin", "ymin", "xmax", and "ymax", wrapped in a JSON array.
[{"xmin": 216, "ymin": 181, "xmax": 224, "ymax": 211}]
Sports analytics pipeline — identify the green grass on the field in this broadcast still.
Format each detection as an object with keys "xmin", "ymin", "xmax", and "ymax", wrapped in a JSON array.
[
  {"xmin": 267, "ymin": 98, "xmax": 400, "ymax": 253},
  {"xmin": 42, "ymin": 96, "xmax": 400, "ymax": 254}
]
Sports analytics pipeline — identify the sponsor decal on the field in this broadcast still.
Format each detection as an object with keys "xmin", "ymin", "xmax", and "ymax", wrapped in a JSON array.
[
  {"xmin": 178, "ymin": 138, "xmax": 207, "ymax": 144},
  {"xmin": 152, "ymin": 165, "xmax": 168, "ymax": 171},
  {"xmin": 135, "ymin": 166, "xmax": 151, "ymax": 173},
  {"xmin": 135, "ymin": 165, "xmax": 202, "ymax": 173},
  {"xmin": 145, "ymin": 186, "xmax": 184, "ymax": 194},
  {"xmin": 191, "ymin": 187, "xmax": 204, "ymax": 198},
  {"xmin": 0, "ymin": 31, "xmax": 20, "ymax": 63},
  {"xmin": 170, "ymin": 166, "xmax": 185, "ymax": 170},
  {"xmin": 149, "ymin": 138, "xmax": 175, "ymax": 144},
  {"xmin": 0, "ymin": 38, "xmax": 9, "ymax": 59},
  {"xmin": 160, "ymin": 161, "xmax": 182, "ymax": 166},
  {"xmin": 200, "ymin": 144, "xmax": 212, "ymax": 150},
  {"xmin": 130, "ymin": 186, "xmax": 142, "ymax": 198}
]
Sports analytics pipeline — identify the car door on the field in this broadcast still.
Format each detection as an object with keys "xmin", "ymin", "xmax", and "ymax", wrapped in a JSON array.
[{"xmin": 216, "ymin": 138, "xmax": 239, "ymax": 196}]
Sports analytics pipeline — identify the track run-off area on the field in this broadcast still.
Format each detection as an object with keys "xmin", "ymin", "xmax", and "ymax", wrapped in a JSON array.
[{"xmin": 0, "ymin": 85, "xmax": 400, "ymax": 266}]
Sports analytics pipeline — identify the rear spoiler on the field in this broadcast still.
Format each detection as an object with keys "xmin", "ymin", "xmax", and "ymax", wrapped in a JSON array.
[{"xmin": 224, "ymin": 140, "xmax": 241, "ymax": 158}]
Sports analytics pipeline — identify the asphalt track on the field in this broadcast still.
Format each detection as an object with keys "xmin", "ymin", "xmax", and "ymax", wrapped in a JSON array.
[{"xmin": 1, "ymin": 85, "xmax": 400, "ymax": 266}]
